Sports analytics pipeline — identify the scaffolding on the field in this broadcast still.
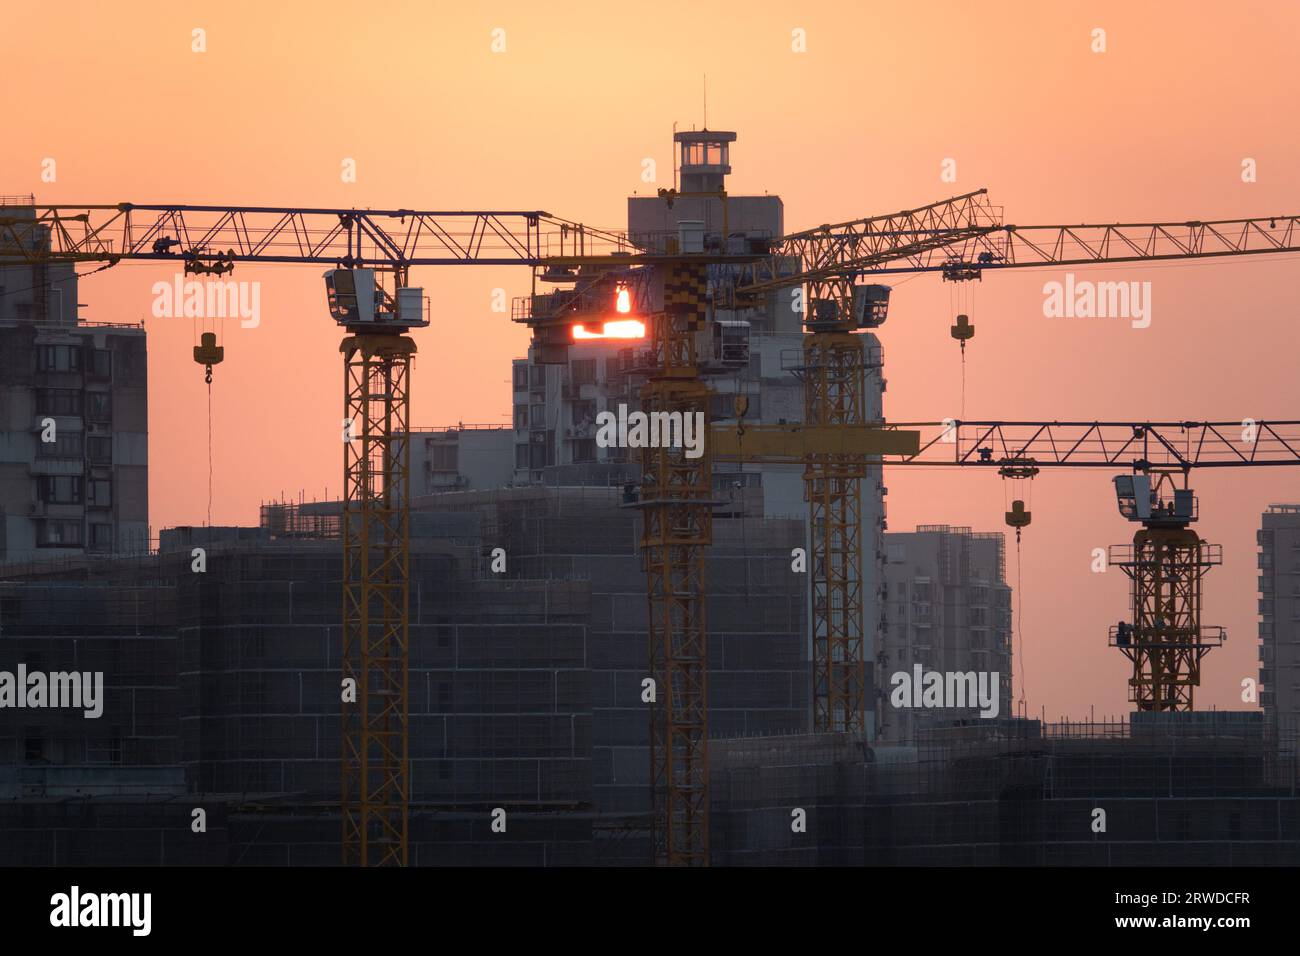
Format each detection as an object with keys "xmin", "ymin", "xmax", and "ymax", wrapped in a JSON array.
[{"xmin": 708, "ymin": 716, "xmax": 1300, "ymax": 865}]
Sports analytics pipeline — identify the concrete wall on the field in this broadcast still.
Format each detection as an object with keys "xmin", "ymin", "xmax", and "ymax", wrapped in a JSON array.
[
  {"xmin": 1259, "ymin": 505, "xmax": 1300, "ymax": 737},
  {"xmin": 411, "ymin": 427, "xmax": 514, "ymax": 494},
  {"xmin": 0, "ymin": 303, "xmax": 148, "ymax": 564}
]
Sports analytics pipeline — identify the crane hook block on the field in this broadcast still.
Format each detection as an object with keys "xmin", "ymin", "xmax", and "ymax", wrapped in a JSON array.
[
  {"xmin": 1005, "ymin": 499, "xmax": 1031, "ymax": 529},
  {"xmin": 194, "ymin": 332, "xmax": 224, "ymax": 384},
  {"xmin": 951, "ymin": 313, "xmax": 975, "ymax": 342}
]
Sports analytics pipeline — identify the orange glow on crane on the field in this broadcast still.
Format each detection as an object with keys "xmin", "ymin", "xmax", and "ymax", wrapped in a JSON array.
[
  {"xmin": 615, "ymin": 285, "xmax": 631, "ymax": 313},
  {"xmin": 572, "ymin": 319, "xmax": 646, "ymax": 341}
]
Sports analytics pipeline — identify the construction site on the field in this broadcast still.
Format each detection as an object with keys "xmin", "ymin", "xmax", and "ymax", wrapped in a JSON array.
[{"xmin": 3, "ymin": 123, "xmax": 1300, "ymax": 868}]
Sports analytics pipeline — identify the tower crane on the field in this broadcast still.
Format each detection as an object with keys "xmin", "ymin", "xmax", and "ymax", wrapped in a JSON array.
[
  {"xmin": 6, "ymin": 183, "xmax": 1300, "ymax": 868},
  {"xmin": 1, "ymin": 202, "xmax": 630, "ymax": 867},
  {"xmin": 873, "ymin": 419, "xmax": 1300, "ymax": 713}
]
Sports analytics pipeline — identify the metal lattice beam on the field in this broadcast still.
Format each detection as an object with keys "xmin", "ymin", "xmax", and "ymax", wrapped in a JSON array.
[
  {"xmin": 882, "ymin": 420, "xmax": 1300, "ymax": 469},
  {"xmin": 0, "ymin": 204, "xmax": 634, "ymax": 269}
]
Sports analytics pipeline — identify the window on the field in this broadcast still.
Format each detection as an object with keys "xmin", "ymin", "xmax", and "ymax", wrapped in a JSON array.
[
  {"xmin": 529, "ymin": 404, "xmax": 546, "ymax": 429},
  {"xmin": 37, "ymin": 432, "xmax": 83, "ymax": 459},
  {"xmin": 529, "ymin": 365, "xmax": 545, "ymax": 389},
  {"xmin": 515, "ymin": 444, "xmax": 529, "ymax": 469},
  {"xmin": 39, "ymin": 475, "xmax": 83, "ymax": 504},
  {"xmin": 86, "ymin": 435, "xmax": 112, "ymax": 464},
  {"xmin": 38, "ymin": 519, "xmax": 83, "ymax": 546},
  {"xmin": 88, "ymin": 478, "xmax": 112, "ymax": 508},
  {"xmin": 89, "ymin": 349, "xmax": 112, "ymax": 379},
  {"xmin": 89, "ymin": 522, "xmax": 114, "ymax": 552},
  {"xmin": 115, "ymin": 349, "xmax": 141, "ymax": 385},
  {"xmin": 36, "ymin": 388, "xmax": 81, "ymax": 416},
  {"xmin": 571, "ymin": 400, "xmax": 596, "ymax": 428},
  {"xmin": 86, "ymin": 392, "xmax": 111, "ymax": 421},
  {"xmin": 513, "ymin": 403, "xmax": 528, "ymax": 430},
  {"xmin": 529, "ymin": 443, "xmax": 547, "ymax": 469},
  {"xmin": 570, "ymin": 358, "xmax": 597, "ymax": 385},
  {"xmin": 36, "ymin": 345, "xmax": 81, "ymax": 372},
  {"xmin": 428, "ymin": 443, "xmax": 457, "ymax": 473},
  {"xmin": 682, "ymin": 142, "xmax": 727, "ymax": 166},
  {"xmin": 512, "ymin": 364, "xmax": 528, "ymax": 391},
  {"xmin": 573, "ymin": 439, "xmax": 596, "ymax": 463}
]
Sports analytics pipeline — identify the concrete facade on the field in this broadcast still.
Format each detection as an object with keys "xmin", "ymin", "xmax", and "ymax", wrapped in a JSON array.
[
  {"xmin": 1259, "ymin": 504, "xmax": 1300, "ymax": 741},
  {"xmin": 0, "ymin": 202, "xmax": 148, "ymax": 563},
  {"xmin": 409, "ymin": 425, "xmax": 514, "ymax": 494},
  {"xmin": 878, "ymin": 525, "xmax": 1014, "ymax": 744}
]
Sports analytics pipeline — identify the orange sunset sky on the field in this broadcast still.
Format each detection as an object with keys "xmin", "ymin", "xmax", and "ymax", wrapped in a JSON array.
[{"xmin": 3, "ymin": 1, "xmax": 1298, "ymax": 721}]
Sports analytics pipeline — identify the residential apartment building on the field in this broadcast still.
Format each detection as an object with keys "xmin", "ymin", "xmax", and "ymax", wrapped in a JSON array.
[
  {"xmin": 879, "ymin": 524, "xmax": 1014, "ymax": 743},
  {"xmin": 0, "ymin": 199, "xmax": 148, "ymax": 562}
]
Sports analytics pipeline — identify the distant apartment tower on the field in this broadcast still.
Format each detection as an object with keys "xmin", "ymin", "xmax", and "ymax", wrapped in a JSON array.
[
  {"xmin": 878, "ymin": 525, "xmax": 1014, "ymax": 744},
  {"xmin": 0, "ymin": 199, "xmax": 148, "ymax": 562},
  {"xmin": 1258, "ymin": 504, "xmax": 1300, "ymax": 740}
]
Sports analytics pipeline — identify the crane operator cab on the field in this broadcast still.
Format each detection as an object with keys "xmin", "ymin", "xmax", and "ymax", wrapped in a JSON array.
[
  {"xmin": 1114, "ymin": 473, "xmax": 1196, "ymax": 527},
  {"xmin": 807, "ymin": 283, "xmax": 891, "ymax": 332},
  {"xmin": 324, "ymin": 268, "xmax": 428, "ymax": 330}
]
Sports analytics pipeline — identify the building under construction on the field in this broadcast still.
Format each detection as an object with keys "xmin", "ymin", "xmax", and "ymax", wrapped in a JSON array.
[
  {"xmin": 712, "ymin": 714, "xmax": 1300, "ymax": 866},
  {"xmin": 2, "ymin": 489, "xmax": 1299, "ymax": 865},
  {"xmin": 5, "ymin": 130, "xmax": 1300, "ymax": 867}
]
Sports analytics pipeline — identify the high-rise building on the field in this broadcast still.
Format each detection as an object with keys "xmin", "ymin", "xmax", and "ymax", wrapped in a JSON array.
[
  {"xmin": 0, "ymin": 199, "xmax": 148, "ymax": 563},
  {"xmin": 1258, "ymin": 504, "xmax": 1300, "ymax": 741},
  {"xmin": 878, "ymin": 525, "xmax": 1014, "ymax": 743},
  {"xmin": 507, "ymin": 130, "xmax": 889, "ymax": 728}
]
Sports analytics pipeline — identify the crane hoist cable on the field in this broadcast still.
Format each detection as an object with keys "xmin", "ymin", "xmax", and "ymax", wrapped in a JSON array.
[
  {"xmin": 207, "ymin": 378, "xmax": 213, "ymax": 528},
  {"xmin": 1015, "ymin": 534, "xmax": 1027, "ymax": 712}
]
